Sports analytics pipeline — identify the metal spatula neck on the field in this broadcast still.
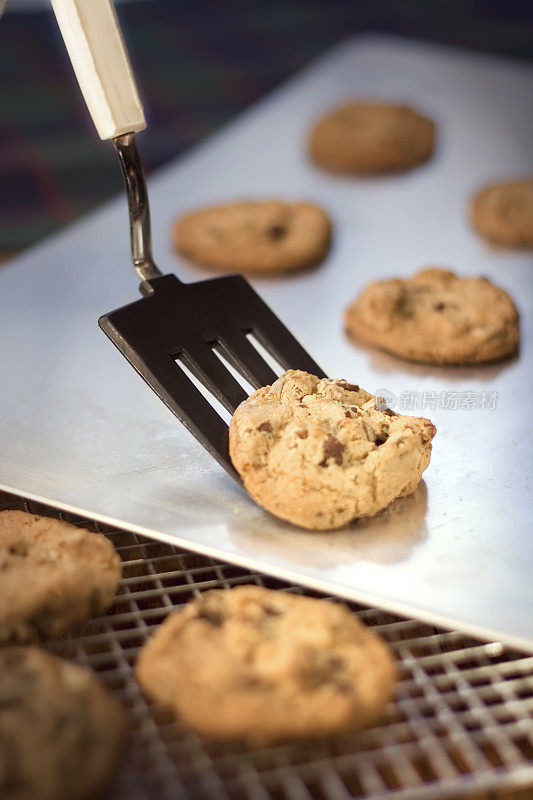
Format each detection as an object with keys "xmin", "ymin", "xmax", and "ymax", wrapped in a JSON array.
[{"xmin": 113, "ymin": 132, "xmax": 163, "ymax": 283}]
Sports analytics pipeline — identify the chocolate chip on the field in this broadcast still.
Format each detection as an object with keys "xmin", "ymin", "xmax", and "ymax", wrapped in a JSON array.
[
  {"xmin": 257, "ymin": 422, "xmax": 273, "ymax": 433},
  {"xmin": 337, "ymin": 381, "xmax": 360, "ymax": 392},
  {"xmin": 396, "ymin": 297, "xmax": 414, "ymax": 318},
  {"xmin": 263, "ymin": 605, "xmax": 282, "ymax": 617},
  {"xmin": 0, "ymin": 698, "xmax": 20, "ymax": 711},
  {"xmin": 382, "ymin": 408, "xmax": 398, "ymax": 417},
  {"xmin": 296, "ymin": 429, "xmax": 308, "ymax": 439},
  {"xmin": 375, "ymin": 436, "xmax": 387, "ymax": 446},
  {"xmin": 301, "ymin": 654, "xmax": 351, "ymax": 692},
  {"xmin": 197, "ymin": 609, "xmax": 224, "ymax": 626},
  {"xmin": 434, "ymin": 302, "xmax": 446, "ymax": 311},
  {"xmin": 345, "ymin": 410, "xmax": 352, "ymax": 418},
  {"xmin": 266, "ymin": 224, "xmax": 287, "ymax": 240},
  {"xmin": 351, "ymin": 406, "xmax": 360, "ymax": 414},
  {"xmin": 333, "ymin": 680, "xmax": 354, "ymax": 694},
  {"xmin": 7, "ymin": 542, "xmax": 28, "ymax": 557},
  {"xmin": 319, "ymin": 435, "xmax": 345, "ymax": 467}
]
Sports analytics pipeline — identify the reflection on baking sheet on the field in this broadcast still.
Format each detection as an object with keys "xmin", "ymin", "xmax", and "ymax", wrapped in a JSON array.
[
  {"xmin": 230, "ymin": 481, "xmax": 427, "ymax": 569},
  {"xmin": 347, "ymin": 334, "xmax": 518, "ymax": 383}
]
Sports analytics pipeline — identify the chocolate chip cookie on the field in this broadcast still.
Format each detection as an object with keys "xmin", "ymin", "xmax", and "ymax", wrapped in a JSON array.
[
  {"xmin": 229, "ymin": 370, "xmax": 435, "ymax": 530},
  {"xmin": 136, "ymin": 585, "xmax": 397, "ymax": 744},
  {"xmin": 345, "ymin": 267, "xmax": 520, "ymax": 364},
  {"xmin": 0, "ymin": 510, "xmax": 121, "ymax": 643},
  {"xmin": 173, "ymin": 200, "xmax": 332, "ymax": 273},
  {"xmin": 0, "ymin": 647, "xmax": 124, "ymax": 800},
  {"xmin": 470, "ymin": 180, "xmax": 533, "ymax": 247},
  {"xmin": 309, "ymin": 101, "xmax": 435, "ymax": 174}
]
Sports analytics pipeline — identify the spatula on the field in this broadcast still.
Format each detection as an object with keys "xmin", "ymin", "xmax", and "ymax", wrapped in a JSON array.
[{"xmin": 51, "ymin": 0, "xmax": 326, "ymax": 478}]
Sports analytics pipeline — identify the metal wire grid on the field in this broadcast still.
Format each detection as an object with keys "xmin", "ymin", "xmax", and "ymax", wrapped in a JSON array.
[{"xmin": 0, "ymin": 490, "xmax": 531, "ymax": 800}]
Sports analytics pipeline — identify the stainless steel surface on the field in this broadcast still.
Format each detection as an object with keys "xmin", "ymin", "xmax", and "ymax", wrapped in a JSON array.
[
  {"xmin": 0, "ymin": 36, "xmax": 532, "ymax": 650},
  {"xmin": 113, "ymin": 133, "xmax": 162, "ymax": 282},
  {"xmin": 2, "ymin": 489, "xmax": 532, "ymax": 800}
]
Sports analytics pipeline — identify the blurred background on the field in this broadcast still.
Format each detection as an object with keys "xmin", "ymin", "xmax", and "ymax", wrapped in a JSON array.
[{"xmin": 0, "ymin": 0, "xmax": 532, "ymax": 259}]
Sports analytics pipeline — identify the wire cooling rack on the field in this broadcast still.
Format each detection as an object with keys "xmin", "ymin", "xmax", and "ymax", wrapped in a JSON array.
[{"xmin": 1, "ymin": 489, "xmax": 531, "ymax": 800}]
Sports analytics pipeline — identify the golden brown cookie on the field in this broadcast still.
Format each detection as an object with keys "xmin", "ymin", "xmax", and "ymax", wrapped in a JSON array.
[
  {"xmin": 136, "ymin": 586, "xmax": 397, "ymax": 745},
  {"xmin": 309, "ymin": 101, "xmax": 435, "ymax": 174},
  {"xmin": 0, "ymin": 647, "xmax": 125, "ymax": 800},
  {"xmin": 470, "ymin": 180, "xmax": 533, "ymax": 247},
  {"xmin": 345, "ymin": 267, "xmax": 520, "ymax": 364},
  {"xmin": 0, "ymin": 510, "xmax": 121, "ymax": 643},
  {"xmin": 229, "ymin": 370, "xmax": 435, "ymax": 530},
  {"xmin": 173, "ymin": 200, "xmax": 332, "ymax": 274}
]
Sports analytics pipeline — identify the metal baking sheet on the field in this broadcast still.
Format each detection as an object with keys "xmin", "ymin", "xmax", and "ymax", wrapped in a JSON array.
[{"xmin": 1, "ymin": 35, "xmax": 532, "ymax": 651}]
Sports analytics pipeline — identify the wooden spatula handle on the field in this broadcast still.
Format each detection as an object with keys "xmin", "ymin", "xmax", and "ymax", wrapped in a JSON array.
[{"xmin": 50, "ymin": 0, "xmax": 146, "ymax": 140}]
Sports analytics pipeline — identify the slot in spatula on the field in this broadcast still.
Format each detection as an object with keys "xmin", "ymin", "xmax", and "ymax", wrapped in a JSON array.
[{"xmin": 51, "ymin": 0, "xmax": 326, "ymax": 478}]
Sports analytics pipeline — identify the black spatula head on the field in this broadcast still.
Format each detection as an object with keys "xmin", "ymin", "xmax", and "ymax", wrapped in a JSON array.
[{"xmin": 99, "ymin": 273, "xmax": 326, "ymax": 478}]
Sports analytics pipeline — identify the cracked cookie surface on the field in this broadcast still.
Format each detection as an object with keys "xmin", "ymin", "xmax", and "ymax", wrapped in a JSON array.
[
  {"xmin": 0, "ymin": 510, "xmax": 121, "ymax": 643},
  {"xmin": 345, "ymin": 267, "xmax": 519, "ymax": 364},
  {"xmin": 135, "ymin": 585, "xmax": 397, "ymax": 744},
  {"xmin": 229, "ymin": 370, "xmax": 435, "ymax": 530},
  {"xmin": 0, "ymin": 646, "xmax": 124, "ymax": 800},
  {"xmin": 470, "ymin": 180, "xmax": 533, "ymax": 248},
  {"xmin": 173, "ymin": 200, "xmax": 332, "ymax": 273},
  {"xmin": 309, "ymin": 101, "xmax": 435, "ymax": 174}
]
